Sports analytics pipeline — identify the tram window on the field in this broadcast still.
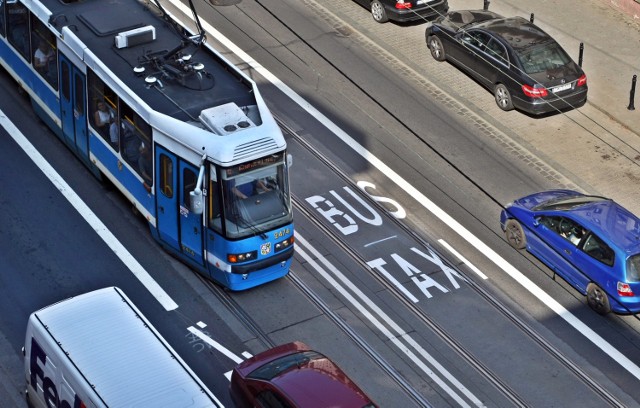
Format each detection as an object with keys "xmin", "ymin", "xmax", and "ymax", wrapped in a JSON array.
[
  {"xmin": 74, "ymin": 73, "xmax": 84, "ymax": 115},
  {"xmin": 209, "ymin": 176, "xmax": 222, "ymax": 233},
  {"xmin": 183, "ymin": 168, "xmax": 197, "ymax": 208},
  {"xmin": 159, "ymin": 154, "xmax": 173, "ymax": 199},
  {"xmin": 0, "ymin": 0, "xmax": 6, "ymax": 37},
  {"xmin": 88, "ymin": 70, "xmax": 119, "ymax": 151},
  {"xmin": 31, "ymin": 15, "xmax": 58, "ymax": 89},
  {"xmin": 119, "ymin": 106, "xmax": 151, "ymax": 177},
  {"xmin": 6, "ymin": 1, "xmax": 29, "ymax": 61},
  {"xmin": 60, "ymin": 62, "xmax": 70, "ymax": 100}
]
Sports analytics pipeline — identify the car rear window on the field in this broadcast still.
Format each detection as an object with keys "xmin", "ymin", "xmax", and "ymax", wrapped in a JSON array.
[
  {"xmin": 516, "ymin": 41, "xmax": 572, "ymax": 74},
  {"xmin": 441, "ymin": 10, "xmax": 500, "ymax": 29},
  {"xmin": 248, "ymin": 351, "xmax": 324, "ymax": 380},
  {"xmin": 627, "ymin": 255, "xmax": 640, "ymax": 282},
  {"xmin": 582, "ymin": 234, "xmax": 615, "ymax": 266}
]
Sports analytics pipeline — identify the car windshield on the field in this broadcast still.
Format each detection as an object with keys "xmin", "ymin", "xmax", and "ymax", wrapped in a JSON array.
[
  {"xmin": 627, "ymin": 255, "xmax": 640, "ymax": 282},
  {"xmin": 516, "ymin": 41, "xmax": 572, "ymax": 74},
  {"xmin": 248, "ymin": 351, "xmax": 324, "ymax": 381},
  {"xmin": 533, "ymin": 195, "xmax": 609, "ymax": 211}
]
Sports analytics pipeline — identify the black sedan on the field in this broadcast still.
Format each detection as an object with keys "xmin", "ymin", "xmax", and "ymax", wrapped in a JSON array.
[
  {"xmin": 353, "ymin": 0, "xmax": 449, "ymax": 24},
  {"xmin": 425, "ymin": 10, "xmax": 587, "ymax": 115}
]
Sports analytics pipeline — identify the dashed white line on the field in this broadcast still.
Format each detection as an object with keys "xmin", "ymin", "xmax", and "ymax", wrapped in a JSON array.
[{"xmin": 364, "ymin": 235, "xmax": 398, "ymax": 247}]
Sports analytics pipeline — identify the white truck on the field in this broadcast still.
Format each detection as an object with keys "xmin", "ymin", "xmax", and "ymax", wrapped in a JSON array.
[{"xmin": 23, "ymin": 287, "xmax": 223, "ymax": 408}]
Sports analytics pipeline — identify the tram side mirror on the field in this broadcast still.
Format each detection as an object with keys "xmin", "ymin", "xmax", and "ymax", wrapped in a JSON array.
[
  {"xmin": 287, "ymin": 153, "xmax": 293, "ymax": 168},
  {"xmin": 190, "ymin": 190, "xmax": 204, "ymax": 215}
]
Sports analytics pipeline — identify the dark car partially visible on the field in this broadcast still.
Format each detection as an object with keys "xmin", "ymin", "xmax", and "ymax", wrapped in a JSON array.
[
  {"xmin": 230, "ymin": 341, "xmax": 378, "ymax": 407},
  {"xmin": 353, "ymin": 0, "xmax": 449, "ymax": 24},
  {"xmin": 425, "ymin": 10, "xmax": 587, "ymax": 115}
]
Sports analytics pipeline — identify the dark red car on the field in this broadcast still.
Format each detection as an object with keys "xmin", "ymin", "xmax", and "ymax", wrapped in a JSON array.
[{"xmin": 229, "ymin": 341, "xmax": 377, "ymax": 407}]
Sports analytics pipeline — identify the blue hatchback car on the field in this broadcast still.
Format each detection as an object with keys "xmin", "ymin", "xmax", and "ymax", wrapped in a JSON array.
[{"xmin": 500, "ymin": 190, "xmax": 640, "ymax": 314}]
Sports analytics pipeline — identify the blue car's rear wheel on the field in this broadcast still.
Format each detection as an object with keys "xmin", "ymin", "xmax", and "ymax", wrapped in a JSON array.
[
  {"xmin": 505, "ymin": 219, "xmax": 526, "ymax": 250},
  {"xmin": 587, "ymin": 283, "xmax": 611, "ymax": 315}
]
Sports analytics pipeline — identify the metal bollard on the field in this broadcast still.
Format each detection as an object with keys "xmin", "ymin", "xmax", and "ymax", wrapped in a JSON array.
[
  {"xmin": 483, "ymin": 0, "xmax": 490, "ymax": 11},
  {"xmin": 578, "ymin": 43, "xmax": 584, "ymax": 67},
  {"xmin": 530, "ymin": 13, "xmax": 534, "ymax": 23},
  {"xmin": 628, "ymin": 75, "xmax": 637, "ymax": 111}
]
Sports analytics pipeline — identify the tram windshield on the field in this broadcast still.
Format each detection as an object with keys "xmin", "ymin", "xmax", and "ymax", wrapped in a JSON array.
[{"xmin": 211, "ymin": 153, "xmax": 292, "ymax": 239}]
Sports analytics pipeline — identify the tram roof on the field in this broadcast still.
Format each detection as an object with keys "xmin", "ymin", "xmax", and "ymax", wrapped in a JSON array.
[{"xmin": 40, "ymin": 0, "xmax": 257, "ymax": 123}]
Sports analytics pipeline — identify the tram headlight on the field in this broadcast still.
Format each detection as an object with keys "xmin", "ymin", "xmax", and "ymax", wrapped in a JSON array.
[
  {"xmin": 275, "ymin": 236, "xmax": 294, "ymax": 252},
  {"xmin": 227, "ymin": 250, "xmax": 257, "ymax": 263}
]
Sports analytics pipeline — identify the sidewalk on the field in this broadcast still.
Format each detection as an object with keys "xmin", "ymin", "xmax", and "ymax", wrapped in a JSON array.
[
  {"xmin": 606, "ymin": 0, "xmax": 640, "ymax": 20},
  {"xmin": 479, "ymin": 0, "xmax": 640, "ymax": 137},
  {"xmin": 452, "ymin": 0, "xmax": 640, "ymax": 210},
  {"xmin": 311, "ymin": 0, "xmax": 640, "ymax": 214}
]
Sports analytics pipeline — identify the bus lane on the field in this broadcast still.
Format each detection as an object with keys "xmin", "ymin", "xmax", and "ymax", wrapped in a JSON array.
[{"xmin": 286, "ymin": 133, "xmax": 633, "ymax": 407}]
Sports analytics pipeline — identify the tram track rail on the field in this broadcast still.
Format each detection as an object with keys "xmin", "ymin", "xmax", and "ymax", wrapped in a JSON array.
[
  {"xmin": 278, "ymin": 116, "xmax": 626, "ymax": 408},
  {"xmin": 195, "ymin": 231, "xmax": 433, "ymax": 406},
  {"xmin": 168, "ymin": 3, "xmax": 628, "ymax": 404},
  {"xmin": 197, "ymin": 275, "xmax": 277, "ymax": 351}
]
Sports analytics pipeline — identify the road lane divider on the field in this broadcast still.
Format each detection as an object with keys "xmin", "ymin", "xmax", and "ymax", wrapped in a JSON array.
[{"xmin": 0, "ymin": 109, "xmax": 178, "ymax": 311}]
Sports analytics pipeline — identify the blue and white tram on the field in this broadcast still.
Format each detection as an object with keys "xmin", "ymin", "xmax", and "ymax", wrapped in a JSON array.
[{"xmin": 0, "ymin": 0, "xmax": 294, "ymax": 290}]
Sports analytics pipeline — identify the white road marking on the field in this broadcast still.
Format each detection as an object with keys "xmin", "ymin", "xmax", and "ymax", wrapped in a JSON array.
[
  {"xmin": 364, "ymin": 235, "xmax": 397, "ymax": 247},
  {"xmin": 197, "ymin": 321, "xmax": 207, "ymax": 328},
  {"xmin": 439, "ymin": 239, "xmax": 488, "ymax": 280},
  {"xmin": 166, "ymin": 1, "xmax": 640, "ymax": 382},
  {"xmin": 296, "ymin": 234, "xmax": 482, "ymax": 408},
  {"xmin": 187, "ymin": 326, "xmax": 244, "ymax": 364},
  {"xmin": 0, "ymin": 110, "xmax": 178, "ymax": 312}
]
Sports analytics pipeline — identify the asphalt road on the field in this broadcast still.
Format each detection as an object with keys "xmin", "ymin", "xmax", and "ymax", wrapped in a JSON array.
[{"xmin": 2, "ymin": 0, "xmax": 640, "ymax": 407}]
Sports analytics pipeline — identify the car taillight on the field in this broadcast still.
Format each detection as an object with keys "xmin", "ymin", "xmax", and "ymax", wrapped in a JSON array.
[
  {"xmin": 522, "ymin": 84, "xmax": 548, "ymax": 98},
  {"xmin": 617, "ymin": 282, "xmax": 635, "ymax": 297},
  {"xmin": 577, "ymin": 74, "xmax": 587, "ymax": 87},
  {"xmin": 395, "ymin": 0, "xmax": 412, "ymax": 9}
]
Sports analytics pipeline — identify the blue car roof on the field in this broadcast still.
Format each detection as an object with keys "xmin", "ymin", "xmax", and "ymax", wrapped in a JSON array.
[
  {"xmin": 563, "ymin": 200, "xmax": 640, "ymax": 254},
  {"xmin": 521, "ymin": 190, "xmax": 640, "ymax": 255}
]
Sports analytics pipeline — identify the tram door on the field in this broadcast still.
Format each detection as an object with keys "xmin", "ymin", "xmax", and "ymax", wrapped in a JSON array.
[
  {"xmin": 58, "ymin": 54, "xmax": 89, "ymax": 159},
  {"xmin": 155, "ymin": 146, "xmax": 204, "ymax": 266}
]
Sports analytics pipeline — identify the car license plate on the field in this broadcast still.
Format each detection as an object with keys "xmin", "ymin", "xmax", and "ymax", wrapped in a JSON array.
[
  {"xmin": 417, "ymin": 0, "xmax": 434, "ymax": 4},
  {"xmin": 551, "ymin": 83, "xmax": 571, "ymax": 93}
]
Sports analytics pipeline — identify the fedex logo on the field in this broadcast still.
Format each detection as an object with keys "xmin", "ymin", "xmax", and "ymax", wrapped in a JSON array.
[{"xmin": 30, "ymin": 338, "xmax": 87, "ymax": 408}]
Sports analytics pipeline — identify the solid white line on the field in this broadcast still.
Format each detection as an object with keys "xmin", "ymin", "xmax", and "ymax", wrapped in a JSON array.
[
  {"xmin": 296, "ymin": 234, "xmax": 482, "ymax": 408},
  {"xmin": 438, "ymin": 239, "xmax": 488, "ymax": 280},
  {"xmin": 188, "ymin": 326, "xmax": 243, "ymax": 364},
  {"xmin": 167, "ymin": 2, "xmax": 640, "ymax": 382},
  {"xmin": 0, "ymin": 109, "xmax": 178, "ymax": 312}
]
